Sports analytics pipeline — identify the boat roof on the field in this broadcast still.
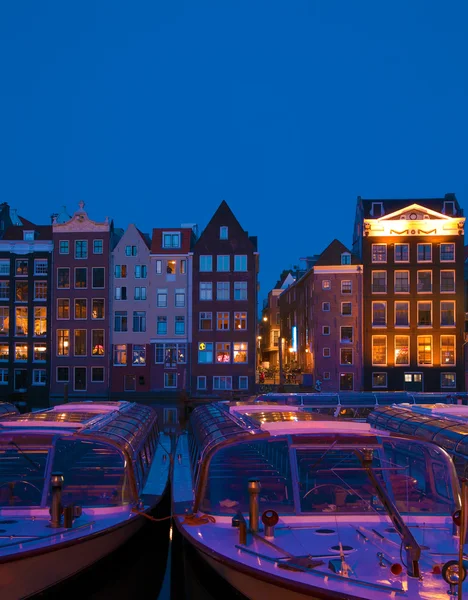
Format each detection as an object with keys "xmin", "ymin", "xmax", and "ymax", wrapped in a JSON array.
[
  {"xmin": 0, "ymin": 402, "xmax": 19, "ymax": 417},
  {"xmin": 0, "ymin": 401, "xmax": 158, "ymax": 455},
  {"xmin": 368, "ymin": 405, "xmax": 468, "ymax": 458}
]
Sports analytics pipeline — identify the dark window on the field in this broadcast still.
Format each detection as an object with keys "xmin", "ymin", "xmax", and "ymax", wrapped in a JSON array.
[
  {"xmin": 92, "ymin": 268, "xmax": 105, "ymax": 289},
  {"xmin": 75, "ymin": 268, "xmax": 87, "ymax": 289}
]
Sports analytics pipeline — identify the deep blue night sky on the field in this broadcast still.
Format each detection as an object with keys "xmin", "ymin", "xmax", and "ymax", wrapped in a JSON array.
[{"xmin": 0, "ymin": 1, "xmax": 467, "ymax": 301}]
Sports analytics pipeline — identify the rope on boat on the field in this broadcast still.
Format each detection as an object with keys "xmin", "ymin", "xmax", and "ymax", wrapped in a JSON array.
[{"xmin": 131, "ymin": 507, "xmax": 216, "ymax": 525}]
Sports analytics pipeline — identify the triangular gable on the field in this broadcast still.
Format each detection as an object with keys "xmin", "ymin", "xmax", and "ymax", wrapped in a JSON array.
[{"xmin": 376, "ymin": 203, "xmax": 452, "ymax": 222}]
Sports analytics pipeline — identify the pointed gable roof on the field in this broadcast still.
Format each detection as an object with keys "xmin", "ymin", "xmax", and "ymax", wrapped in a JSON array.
[
  {"xmin": 195, "ymin": 200, "xmax": 257, "ymax": 252},
  {"xmin": 314, "ymin": 239, "xmax": 360, "ymax": 266}
]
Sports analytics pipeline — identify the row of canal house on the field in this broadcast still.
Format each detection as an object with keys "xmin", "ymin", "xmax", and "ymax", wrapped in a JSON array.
[
  {"xmin": 278, "ymin": 194, "xmax": 466, "ymax": 392},
  {"xmin": 0, "ymin": 200, "xmax": 258, "ymax": 408}
]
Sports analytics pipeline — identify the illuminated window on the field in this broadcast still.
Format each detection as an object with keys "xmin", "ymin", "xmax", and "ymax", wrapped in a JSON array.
[
  {"xmin": 417, "ymin": 301, "xmax": 432, "ymax": 326},
  {"xmin": 234, "ymin": 311, "xmax": 247, "ymax": 330},
  {"xmin": 132, "ymin": 345, "xmax": 146, "ymax": 365},
  {"xmin": 395, "ymin": 336, "xmax": 409, "ymax": 366},
  {"xmin": 74, "ymin": 268, "xmax": 87, "ymax": 289},
  {"xmin": 340, "ymin": 348, "xmax": 353, "ymax": 365},
  {"xmin": 322, "ymin": 280, "xmax": 331, "ymax": 290},
  {"xmin": 199, "ymin": 312, "xmax": 212, "ymax": 330},
  {"xmin": 15, "ymin": 343, "xmax": 28, "ymax": 362},
  {"xmin": 74, "ymin": 330, "xmax": 87, "ymax": 356},
  {"xmin": 341, "ymin": 280, "xmax": 352, "ymax": 294},
  {"xmin": 0, "ymin": 343, "xmax": 8, "ymax": 361},
  {"xmin": 440, "ymin": 271, "xmax": 455, "ymax": 293},
  {"xmin": 441, "ymin": 373, "xmax": 456, "ymax": 389},
  {"xmin": 216, "ymin": 342, "xmax": 231, "ymax": 363},
  {"xmin": 417, "ymin": 271, "xmax": 432, "ymax": 293},
  {"xmin": 217, "ymin": 312, "xmax": 229, "ymax": 330},
  {"xmin": 372, "ymin": 271, "xmax": 387, "ymax": 293},
  {"xmin": 92, "ymin": 330, "xmax": 105, "ymax": 356},
  {"xmin": 233, "ymin": 342, "xmax": 248, "ymax": 363},
  {"xmin": 440, "ymin": 243, "xmax": 455, "ymax": 262},
  {"xmin": 200, "ymin": 282, "xmax": 212, "ymax": 300},
  {"xmin": 372, "ymin": 302, "xmax": 386, "ymax": 327},
  {"xmin": 417, "ymin": 336, "xmax": 432, "ymax": 366},
  {"xmin": 394, "ymin": 271, "xmax": 409, "ymax": 293},
  {"xmin": 15, "ymin": 260, "xmax": 28, "ymax": 276},
  {"xmin": 33, "ymin": 343, "xmax": 47, "ymax": 362},
  {"xmin": 441, "ymin": 301, "xmax": 455, "ymax": 327},
  {"xmin": 166, "ymin": 260, "xmax": 176, "ymax": 274},
  {"xmin": 372, "ymin": 336, "xmax": 387, "ymax": 366},
  {"xmin": 34, "ymin": 307, "xmax": 47, "ymax": 337},
  {"xmin": 15, "ymin": 307, "xmax": 28, "ymax": 336},
  {"xmin": 394, "ymin": 244, "xmax": 409, "ymax": 262},
  {"xmin": 372, "ymin": 244, "xmax": 387, "ymax": 263},
  {"xmin": 34, "ymin": 281, "xmax": 47, "ymax": 300},
  {"xmin": 57, "ymin": 330, "xmax": 69, "ymax": 356},
  {"xmin": 115, "ymin": 265, "xmax": 127, "ymax": 278},
  {"xmin": 114, "ymin": 344, "xmax": 127, "ymax": 365},
  {"xmin": 213, "ymin": 376, "xmax": 232, "ymax": 390},
  {"xmin": 372, "ymin": 373, "xmax": 387, "ymax": 388},
  {"xmin": 0, "ymin": 307, "xmax": 9, "ymax": 335},
  {"xmin": 75, "ymin": 299, "xmax": 87, "ymax": 320},
  {"xmin": 92, "ymin": 299, "xmax": 104, "ymax": 319},
  {"xmin": 417, "ymin": 244, "xmax": 432, "ymax": 262},
  {"xmin": 198, "ymin": 342, "xmax": 213, "ymax": 364},
  {"xmin": 15, "ymin": 281, "xmax": 28, "ymax": 302},
  {"xmin": 440, "ymin": 335, "xmax": 455, "ymax": 366},
  {"xmin": 395, "ymin": 301, "xmax": 409, "ymax": 327}
]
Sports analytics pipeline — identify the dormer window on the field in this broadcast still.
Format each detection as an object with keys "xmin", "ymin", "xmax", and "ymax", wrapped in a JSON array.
[
  {"xmin": 443, "ymin": 201, "xmax": 456, "ymax": 216},
  {"xmin": 341, "ymin": 252, "xmax": 351, "ymax": 265},
  {"xmin": 220, "ymin": 226, "xmax": 228, "ymax": 240},
  {"xmin": 371, "ymin": 202, "xmax": 384, "ymax": 217},
  {"xmin": 23, "ymin": 231, "xmax": 35, "ymax": 241},
  {"xmin": 163, "ymin": 233, "xmax": 180, "ymax": 249}
]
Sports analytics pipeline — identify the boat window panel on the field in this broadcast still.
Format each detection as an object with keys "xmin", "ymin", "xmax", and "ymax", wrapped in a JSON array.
[
  {"xmin": 201, "ymin": 440, "xmax": 294, "ymax": 515},
  {"xmin": 0, "ymin": 447, "xmax": 49, "ymax": 507},
  {"xmin": 51, "ymin": 439, "xmax": 130, "ymax": 507},
  {"xmin": 297, "ymin": 439, "xmax": 456, "ymax": 515}
]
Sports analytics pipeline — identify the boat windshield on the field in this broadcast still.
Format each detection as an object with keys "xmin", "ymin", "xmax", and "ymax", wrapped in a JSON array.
[
  {"xmin": 0, "ymin": 445, "xmax": 49, "ymax": 507},
  {"xmin": 49, "ymin": 438, "xmax": 131, "ymax": 507},
  {"xmin": 201, "ymin": 439, "xmax": 295, "ymax": 515},
  {"xmin": 298, "ymin": 438, "xmax": 457, "ymax": 515}
]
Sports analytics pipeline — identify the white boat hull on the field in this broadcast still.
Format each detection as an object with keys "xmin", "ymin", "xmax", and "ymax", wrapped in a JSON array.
[{"xmin": 0, "ymin": 516, "xmax": 143, "ymax": 600}]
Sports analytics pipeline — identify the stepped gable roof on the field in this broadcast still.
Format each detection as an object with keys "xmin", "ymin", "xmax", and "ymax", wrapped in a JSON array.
[{"xmin": 314, "ymin": 239, "xmax": 360, "ymax": 266}]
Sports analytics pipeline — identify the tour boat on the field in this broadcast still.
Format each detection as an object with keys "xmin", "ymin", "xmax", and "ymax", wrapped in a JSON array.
[
  {"xmin": 173, "ymin": 401, "xmax": 468, "ymax": 599},
  {"xmin": 0, "ymin": 401, "xmax": 171, "ymax": 600},
  {"xmin": 368, "ymin": 403, "xmax": 468, "ymax": 480}
]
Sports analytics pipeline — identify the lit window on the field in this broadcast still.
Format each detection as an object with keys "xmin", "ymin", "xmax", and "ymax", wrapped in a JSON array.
[
  {"xmin": 15, "ymin": 307, "xmax": 28, "ymax": 336},
  {"xmin": 75, "ymin": 299, "xmax": 87, "ymax": 320},
  {"xmin": 115, "ymin": 265, "xmax": 127, "ymax": 278},
  {"xmin": 217, "ymin": 312, "xmax": 229, "ymax": 330},
  {"xmin": 372, "ymin": 244, "xmax": 387, "ymax": 263},
  {"xmin": 340, "ymin": 348, "xmax": 353, "ymax": 365},
  {"xmin": 322, "ymin": 280, "xmax": 331, "ymax": 290},
  {"xmin": 340, "ymin": 326, "xmax": 353, "ymax": 343},
  {"xmin": 417, "ymin": 336, "xmax": 432, "ymax": 366},
  {"xmin": 372, "ymin": 373, "xmax": 387, "ymax": 388},
  {"xmin": 92, "ymin": 330, "xmax": 105, "ymax": 355},
  {"xmin": 132, "ymin": 345, "xmax": 146, "ymax": 365},
  {"xmin": 34, "ymin": 281, "xmax": 47, "ymax": 300},
  {"xmin": 15, "ymin": 281, "xmax": 28, "ymax": 302},
  {"xmin": 15, "ymin": 343, "xmax": 28, "ymax": 362},
  {"xmin": 92, "ymin": 299, "xmax": 105, "ymax": 320},
  {"xmin": 57, "ymin": 330, "xmax": 70, "ymax": 356},
  {"xmin": 372, "ymin": 336, "xmax": 387, "ymax": 366},
  {"xmin": 199, "ymin": 312, "xmax": 212, "ymax": 330},
  {"xmin": 166, "ymin": 260, "xmax": 176, "ymax": 274},
  {"xmin": 34, "ymin": 307, "xmax": 47, "ymax": 337},
  {"xmin": 74, "ymin": 268, "xmax": 87, "ymax": 289},
  {"xmin": 441, "ymin": 373, "xmax": 456, "ymax": 389},
  {"xmin": 234, "ymin": 311, "xmax": 247, "ymax": 330},
  {"xmin": 440, "ymin": 335, "xmax": 455, "ymax": 366},
  {"xmin": 0, "ymin": 344, "xmax": 8, "ymax": 361},
  {"xmin": 395, "ymin": 336, "xmax": 409, "ymax": 366},
  {"xmin": 16, "ymin": 260, "xmax": 28, "ymax": 276},
  {"xmin": 233, "ymin": 342, "xmax": 248, "ymax": 363},
  {"xmin": 114, "ymin": 344, "xmax": 127, "ymax": 365},
  {"xmin": 198, "ymin": 342, "xmax": 213, "ymax": 363},
  {"xmin": 323, "ymin": 372, "xmax": 330, "ymax": 380},
  {"xmin": 216, "ymin": 342, "xmax": 231, "ymax": 363}
]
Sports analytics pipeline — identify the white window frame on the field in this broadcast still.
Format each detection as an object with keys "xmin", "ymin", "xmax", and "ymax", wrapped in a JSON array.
[
  {"xmin": 322, "ymin": 302, "xmax": 330, "ymax": 312},
  {"xmin": 91, "ymin": 367, "xmax": 105, "ymax": 382},
  {"xmin": 213, "ymin": 376, "xmax": 232, "ymax": 390},
  {"xmin": 238, "ymin": 376, "xmax": 248, "ymax": 390},
  {"xmin": 440, "ymin": 270, "xmax": 456, "ymax": 294},
  {"xmin": 441, "ymin": 372, "xmax": 456, "ymax": 389},
  {"xmin": 372, "ymin": 270, "xmax": 387, "ymax": 294},
  {"xmin": 417, "ymin": 243, "xmax": 432, "ymax": 263},
  {"xmin": 234, "ymin": 255, "xmax": 247, "ymax": 272},
  {"xmin": 394, "ymin": 243, "xmax": 409, "ymax": 263},
  {"xmin": 323, "ymin": 347, "xmax": 331, "ymax": 357},
  {"xmin": 322, "ymin": 326, "xmax": 330, "ymax": 336},
  {"xmin": 371, "ymin": 243, "xmax": 387, "ymax": 263},
  {"xmin": 199, "ymin": 255, "xmax": 213, "ymax": 272},
  {"xmin": 371, "ymin": 300, "xmax": 387, "ymax": 328},
  {"xmin": 440, "ymin": 243, "xmax": 455, "ymax": 262},
  {"xmin": 371, "ymin": 335, "xmax": 387, "ymax": 366},
  {"xmin": 394, "ymin": 335, "xmax": 410, "ymax": 366},
  {"xmin": 197, "ymin": 376, "xmax": 207, "ymax": 390}
]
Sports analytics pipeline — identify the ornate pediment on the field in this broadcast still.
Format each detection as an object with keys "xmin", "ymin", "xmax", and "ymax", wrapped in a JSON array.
[
  {"xmin": 52, "ymin": 201, "xmax": 110, "ymax": 233},
  {"xmin": 364, "ymin": 204, "xmax": 464, "ymax": 238}
]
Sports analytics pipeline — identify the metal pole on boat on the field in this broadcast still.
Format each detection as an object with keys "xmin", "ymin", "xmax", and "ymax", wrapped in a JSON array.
[
  {"xmin": 248, "ymin": 479, "xmax": 261, "ymax": 533},
  {"xmin": 50, "ymin": 472, "xmax": 64, "ymax": 528}
]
